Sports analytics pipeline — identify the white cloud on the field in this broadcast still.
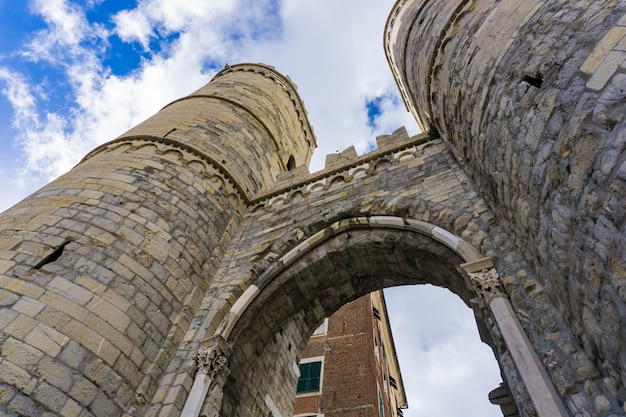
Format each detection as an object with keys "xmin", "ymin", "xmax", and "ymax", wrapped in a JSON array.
[
  {"xmin": 2, "ymin": 1, "xmax": 221, "ymax": 185},
  {"xmin": 2, "ymin": 0, "xmax": 419, "ymax": 189},
  {"xmin": 111, "ymin": 0, "xmax": 254, "ymax": 51},
  {"xmin": 112, "ymin": 9, "xmax": 153, "ymax": 48},
  {"xmin": 238, "ymin": 0, "xmax": 419, "ymax": 171},
  {"xmin": 24, "ymin": 0, "xmax": 106, "ymax": 64},
  {"xmin": 0, "ymin": 68, "xmax": 77, "ymax": 182},
  {"xmin": 0, "ymin": 68, "xmax": 37, "ymax": 125},
  {"xmin": 385, "ymin": 285, "xmax": 503, "ymax": 417}
]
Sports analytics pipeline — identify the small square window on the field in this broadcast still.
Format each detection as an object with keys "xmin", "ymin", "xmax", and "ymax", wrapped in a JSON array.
[{"xmin": 297, "ymin": 361, "xmax": 322, "ymax": 393}]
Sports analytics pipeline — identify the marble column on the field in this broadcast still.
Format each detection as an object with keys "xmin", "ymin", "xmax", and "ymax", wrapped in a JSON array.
[
  {"xmin": 462, "ymin": 259, "xmax": 569, "ymax": 417},
  {"xmin": 181, "ymin": 336, "xmax": 232, "ymax": 417}
]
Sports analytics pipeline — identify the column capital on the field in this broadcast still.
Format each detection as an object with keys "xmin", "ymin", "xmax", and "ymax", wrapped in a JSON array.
[
  {"xmin": 196, "ymin": 335, "xmax": 232, "ymax": 378},
  {"xmin": 461, "ymin": 257, "xmax": 505, "ymax": 305}
]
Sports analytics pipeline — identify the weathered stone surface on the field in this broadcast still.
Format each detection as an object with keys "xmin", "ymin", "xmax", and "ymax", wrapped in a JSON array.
[
  {"xmin": 0, "ymin": 2, "xmax": 624, "ymax": 416},
  {"xmin": 386, "ymin": 0, "xmax": 626, "ymax": 415}
]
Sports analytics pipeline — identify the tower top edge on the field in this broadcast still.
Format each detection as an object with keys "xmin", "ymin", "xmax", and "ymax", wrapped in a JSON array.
[
  {"xmin": 212, "ymin": 62, "xmax": 318, "ymax": 148},
  {"xmin": 383, "ymin": 0, "xmax": 429, "ymax": 131},
  {"xmin": 383, "ymin": 0, "xmax": 410, "ymax": 39}
]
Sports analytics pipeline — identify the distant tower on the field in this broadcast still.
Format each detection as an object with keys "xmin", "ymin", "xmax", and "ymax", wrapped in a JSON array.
[{"xmin": 0, "ymin": 63, "xmax": 315, "ymax": 416}]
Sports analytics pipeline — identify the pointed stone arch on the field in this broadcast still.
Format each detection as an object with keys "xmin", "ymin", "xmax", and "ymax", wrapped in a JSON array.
[{"xmin": 181, "ymin": 216, "xmax": 567, "ymax": 417}]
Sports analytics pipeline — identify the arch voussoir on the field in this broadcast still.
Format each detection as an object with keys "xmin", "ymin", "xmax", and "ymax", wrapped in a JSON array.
[{"xmin": 181, "ymin": 216, "xmax": 566, "ymax": 417}]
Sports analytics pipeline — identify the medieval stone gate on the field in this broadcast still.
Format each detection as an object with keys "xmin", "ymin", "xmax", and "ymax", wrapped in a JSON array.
[{"xmin": 0, "ymin": 1, "xmax": 625, "ymax": 416}]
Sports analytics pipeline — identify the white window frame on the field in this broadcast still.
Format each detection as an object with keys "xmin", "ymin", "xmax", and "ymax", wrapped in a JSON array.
[
  {"xmin": 378, "ymin": 385, "xmax": 385, "ymax": 417},
  {"xmin": 311, "ymin": 318, "xmax": 328, "ymax": 336},
  {"xmin": 296, "ymin": 356, "xmax": 325, "ymax": 398}
]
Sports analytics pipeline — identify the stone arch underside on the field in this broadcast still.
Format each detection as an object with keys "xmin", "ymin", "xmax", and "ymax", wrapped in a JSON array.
[
  {"xmin": 173, "ymin": 135, "xmax": 598, "ymax": 417},
  {"xmin": 219, "ymin": 223, "xmax": 499, "ymax": 417},
  {"xmin": 169, "ymin": 127, "xmax": 599, "ymax": 416}
]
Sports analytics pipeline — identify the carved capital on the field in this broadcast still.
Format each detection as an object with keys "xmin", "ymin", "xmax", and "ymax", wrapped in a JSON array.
[
  {"xmin": 196, "ymin": 335, "xmax": 232, "ymax": 379},
  {"xmin": 461, "ymin": 258, "xmax": 505, "ymax": 305},
  {"xmin": 467, "ymin": 267, "xmax": 504, "ymax": 305}
]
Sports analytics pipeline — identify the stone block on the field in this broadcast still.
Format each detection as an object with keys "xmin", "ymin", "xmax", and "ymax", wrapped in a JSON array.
[
  {"xmin": 163, "ymin": 386, "xmax": 187, "ymax": 410},
  {"xmin": 0, "ymin": 359, "xmax": 38, "ymax": 395},
  {"xmin": 60, "ymin": 398, "xmax": 83, "ymax": 417},
  {"xmin": 1, "ymin": 337, "xmax": 43, "ymax": 368},
  {"xmin": 0, "ymin": 308, "xmax": 18, "ymax": 330},
  {"xmin": 89, "ymin": 391, "xmax": 121, "ymax": 417},
  {"xmin": 586, "ymin": 50, "xmax": 626, "ymax": 91},
  {"xmin": 37, "ymin": 306, "xmax": 72, "ymax": 334},
  {"xmin": 0, "ymin": 277, "xmax": 45, "ymax": 299},
  {"xmin": 62, "ymin": 320, "xmax": 120, "ymax": 366},
  {"xmin": 158, "ymin": 403, "xmax": 181, "ymax": 417},
  {"xmin": 38, "ymin": 357, "xmax": 73, "ymax": 391},
  {"xmin": 82, "ymin": 313, "xmax": 133, "ymax": 356},
  {"xmin": 68, "ymin": 376, "xmax": 98, "ymax": 407},
  {"xmin": 7, "ymin": 393, "xmax": 42, "ymax": 416},
  {"xmin": 0, "ymin": 260, "xmax": 14, "ymax": 275},
  {"xmin": 39, "ymin": 291, "xmax": 89, "ymax": 322},
  {"xmin": 85, "ymin": 298, "xmax": 131, "ymax": 333},
  {"xmin": 12, "ymin": 297, "xmax": 45, "ymax": 317},
  {"xmin": 580, "ymin": 26, "xmax": 626, "ymax": 74},
  {"xmin": 24, "ymin": 324, "xmax": 69, "ymax": 357}
]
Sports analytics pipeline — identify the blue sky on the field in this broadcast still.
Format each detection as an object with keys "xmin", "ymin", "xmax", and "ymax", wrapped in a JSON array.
[{"xmin": 0, "ymin": 1, "xmax": 501, "ymax": 416}]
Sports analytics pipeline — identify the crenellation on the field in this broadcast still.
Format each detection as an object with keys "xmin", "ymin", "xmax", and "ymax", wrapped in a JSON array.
[
  {"xmin": 255, "ymin": 133, "xmax": 439, "ymax": 210},
  {"xmin": 0, "ymin": 2, "xmax": 624, "ymax": 415},
  {"xmin": 323, "ymin": 146, "xmax": 358, "ymax": 170}
]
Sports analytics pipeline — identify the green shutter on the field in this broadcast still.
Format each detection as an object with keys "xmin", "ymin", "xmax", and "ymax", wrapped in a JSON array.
[{"xmin": 296, "ymin": 361, "xmax": 322, "ymax": 393}]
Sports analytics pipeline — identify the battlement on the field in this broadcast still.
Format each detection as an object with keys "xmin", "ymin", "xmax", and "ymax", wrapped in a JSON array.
[
  {"xmin": 323, "ymin": 126, "xmax": 413, "ymax": 170},
  {"xmin": 261, "ymin": 127, "xmax": 431, "ymax": 203}
]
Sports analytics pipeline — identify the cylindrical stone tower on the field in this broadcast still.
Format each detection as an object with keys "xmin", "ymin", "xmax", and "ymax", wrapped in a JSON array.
[
  {"xmin": 0, "ymin": 63, "xmax": 315, "ymax": 416},
  {"xmin": 386, "ymin": 0, "xmax": 626, "ymax": 396}
]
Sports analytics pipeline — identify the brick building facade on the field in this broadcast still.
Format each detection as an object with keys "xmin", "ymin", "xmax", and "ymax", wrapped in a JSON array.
[{"xmin": 293, "ymin": 291, "xmax": 406, "ymax": 417}]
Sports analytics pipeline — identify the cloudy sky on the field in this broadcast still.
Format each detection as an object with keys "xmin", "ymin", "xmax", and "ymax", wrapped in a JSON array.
[{"xmin": 0, "ymin": 0, "xmax": 502, "ymax": 415}]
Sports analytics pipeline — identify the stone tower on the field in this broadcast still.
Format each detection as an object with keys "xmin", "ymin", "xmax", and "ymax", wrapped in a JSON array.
[
  {"xmin": 0, "ymin": 1, "xmax": 625, "ymax": 417},
  {"xmin": 0, "ymin": 63, "xmax": 315, "ymax": 416},
  {"xmin": 385, "ymin": 0, "xmax": 626, "ymax": 414}
]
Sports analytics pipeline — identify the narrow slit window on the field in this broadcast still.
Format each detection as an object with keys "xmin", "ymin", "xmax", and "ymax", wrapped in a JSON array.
[
  {"xmin": 522, "ymin": 74, "xmax": 543, "ymax": 88},
  {"xmin": 287, "ymin": 155, "xmax": 296, "ymax": 171},
  {"xmin": 34, "ymin": 241, "xmax": 70, "ymax": 269}
]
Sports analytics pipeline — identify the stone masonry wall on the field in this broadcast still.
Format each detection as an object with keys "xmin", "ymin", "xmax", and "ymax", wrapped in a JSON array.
[
  {"xmin": 0, "ymin": 141, "xmax": 242, "ymax": 416},
  {"xmin": 2, "ymin": 1, "xmax": 624, "ymax": 411},
  {"xmin": 149, "ymin": 128, "xmax": 613, "ymax": 416},
  {"xmin": 118, "ymin": 63, "xmax": 316, "ymax": 198},
  {"xmin": 0, "ymin": 63, "xmax": 315, "ymax": 417},
  {"xmin": 386, "ymin": 0, "xmax": 626, "ymax": 413}
]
